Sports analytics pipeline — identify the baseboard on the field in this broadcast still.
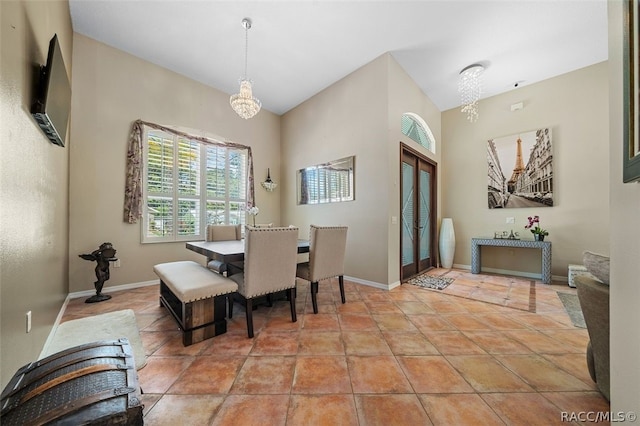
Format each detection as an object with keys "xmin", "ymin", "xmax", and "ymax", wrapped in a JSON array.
[
  {"xmin": 344, "ymin": 275, "xmax": 392, "ymax": 291},
  {"xmin": 68, "ymin": 279, "xmax": 159, "ymax": 300},
  {"xmin": 387, "ymin": 280, "xmax": 402, "ymax": 290},
  {"xmin": 452, "ymin": 263, "xmax": 470, "ymax": 270},
  {"xmin": 452, "ymin": 263, "xmax": 568, "ymax": 283},
  {"xmin": 39, "ymin": 294, "xmax": 73, "ymax": 359}
]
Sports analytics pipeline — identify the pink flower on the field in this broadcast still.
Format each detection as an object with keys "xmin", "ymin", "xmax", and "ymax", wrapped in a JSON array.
[
  {"xmin": 525, "ymin": 216, "xmax": 538, "ymax": 229},
  {"xmin": 524, "ymin": 215, "xmax": 548, "ymax": 236}
]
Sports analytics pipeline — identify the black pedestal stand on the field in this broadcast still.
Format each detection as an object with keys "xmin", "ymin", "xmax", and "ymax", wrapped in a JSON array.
[{"xmin": 85, "ymin": 293, "xmax": 112, "ymax": 303}]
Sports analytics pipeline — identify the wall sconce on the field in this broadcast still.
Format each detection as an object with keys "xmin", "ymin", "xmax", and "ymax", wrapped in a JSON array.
[{"xmin": 260, "ymin": 168, "xmax": 277, "ymax": 192}]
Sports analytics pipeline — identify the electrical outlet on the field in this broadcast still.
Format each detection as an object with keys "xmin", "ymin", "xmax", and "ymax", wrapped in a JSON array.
[
  {"xmin": 506, "ymin": 217, "xmax": 515, "ymax": 224},
  {"xmin": 26, "ymin": 311, "xmax": 32, "ymax": 333},
  {"xmin": 112, "ymin": 259, "xmax": 121, "ymax": 268}
]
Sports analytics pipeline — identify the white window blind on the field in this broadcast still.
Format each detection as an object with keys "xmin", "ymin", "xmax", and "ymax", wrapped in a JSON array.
[
  {"xmin": 204, "ymin": 144, "xmax": 247, "ymax": 226},
  {"xmin": 304, "ymin": 164, "xmax": 353, "ymax": 204},
  {"xmin": 142, "ymin": 129, "xmax": 247, "ymax": 243},
  {"xmin": 401, "ymin": 113, "xmax": 436, "ymax": 154}
]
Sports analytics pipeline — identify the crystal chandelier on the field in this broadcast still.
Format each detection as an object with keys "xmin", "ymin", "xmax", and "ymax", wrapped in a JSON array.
[
  {"xmin": 458, "ymin": 64, "xmax": 485, "ymax": 122},
  {"xmin": 230, "ymin": 18, "xmax": 261, "ymax": 119}
]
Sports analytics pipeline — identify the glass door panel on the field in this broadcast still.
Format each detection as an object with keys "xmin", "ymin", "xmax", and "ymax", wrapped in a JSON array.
[
  {"xmin": 402, "ymin": 161, "xmax": 415, "ymax": 268},
  {"xmin": 419, "ymin": 169, "xmax": 431, "ymax": 261}
]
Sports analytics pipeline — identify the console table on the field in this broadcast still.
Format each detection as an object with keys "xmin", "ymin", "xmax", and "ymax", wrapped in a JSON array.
[{"xmin": 471, "ymin": 238, "xmax": 552, "ymax": 284}]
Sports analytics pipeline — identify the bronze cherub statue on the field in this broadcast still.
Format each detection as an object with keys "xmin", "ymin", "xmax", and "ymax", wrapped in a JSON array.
[{"xmin": 79, "ymin": 242, "xmax": 118, "ymax": 303}]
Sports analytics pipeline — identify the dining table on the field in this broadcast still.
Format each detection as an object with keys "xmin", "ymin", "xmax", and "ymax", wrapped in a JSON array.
[
  {"xmin": 186, "ymin": 239, "xmax": 310, "ymax": 272},
  {"xmin": 186, "ymin": 239, "xmax": 311, "ymax": 308}
]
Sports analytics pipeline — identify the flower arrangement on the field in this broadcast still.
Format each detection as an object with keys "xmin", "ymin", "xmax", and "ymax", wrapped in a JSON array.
[
  {"xmin": 246, "ymin": 206, "xmax": 259, "ymax": 226},
  {"xmin": 525, "ymin": 215, "xmax": 549, "ymax": 238}
]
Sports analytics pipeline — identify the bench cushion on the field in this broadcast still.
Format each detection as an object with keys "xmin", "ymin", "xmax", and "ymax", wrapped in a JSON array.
[{"xmin": 153, "ymin": 261, "xmax": 237, "ymax": 302}]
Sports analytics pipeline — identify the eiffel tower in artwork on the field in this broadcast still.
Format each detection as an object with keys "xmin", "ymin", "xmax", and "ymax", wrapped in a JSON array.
[{"xmin": 507, "ymin": 137, "xmax": 525, "ymax": 193}]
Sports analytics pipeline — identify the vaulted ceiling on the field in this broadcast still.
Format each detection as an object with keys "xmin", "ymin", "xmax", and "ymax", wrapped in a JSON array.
[{"xmin": 69, "ymin": 1, "xmax": 608, "ymax": 116}]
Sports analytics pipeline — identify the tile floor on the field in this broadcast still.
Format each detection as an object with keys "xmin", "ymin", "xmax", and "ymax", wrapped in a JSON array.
[{"xmin": 61, "ymin": 269, "xmax": 610, "ymax": 425}]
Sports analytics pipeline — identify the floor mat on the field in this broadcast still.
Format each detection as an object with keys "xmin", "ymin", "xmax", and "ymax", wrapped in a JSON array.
[
  {"xmin": 40, "ymin": 309, "xmax": 147, "ymax": 369},
  {"xmin": 407, "ymin": 273, "xmax": 454, "ymax": 290},
  {"xmin": 557, "ymin": 292, "xmax": 586, "ymax": 328}
]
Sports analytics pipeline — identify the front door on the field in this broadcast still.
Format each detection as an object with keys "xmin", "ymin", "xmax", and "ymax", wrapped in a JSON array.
[{"xmin": 401, "ymin": 144, "xmax": 436, "ymax": 280}]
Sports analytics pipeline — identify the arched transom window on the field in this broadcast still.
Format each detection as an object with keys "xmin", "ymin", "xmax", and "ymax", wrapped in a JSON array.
[{"xmin": 401, "ymin": 113, "xmax": 435, "ymax": 153}]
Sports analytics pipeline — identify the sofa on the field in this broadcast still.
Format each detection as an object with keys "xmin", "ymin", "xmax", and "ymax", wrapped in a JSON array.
[{"xmin": 574, "ymin": 251, "xmax": 610, "ymax": 401}]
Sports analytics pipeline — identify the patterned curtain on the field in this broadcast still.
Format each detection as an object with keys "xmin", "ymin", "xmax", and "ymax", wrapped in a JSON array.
[
  {"xmin": 300, "ymin": 168, "xmax": 309, "ymax": 205},
  {"xmin": 123, "ymin": 119, "xmax": 255, "ymax": 224}
]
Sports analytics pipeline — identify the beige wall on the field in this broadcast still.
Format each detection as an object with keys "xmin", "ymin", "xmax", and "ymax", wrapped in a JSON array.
[
  {"xmin": 281, "ymin": 54, "xmax": 441, "ymax": 287},
  {"xmin": 281, "ymin": 55, "xmax": 390, "ymax": 286},
  {"xmin": 608, "ymin": 0, "xmax": 640, "ymax": 412},
  {"xmin": 0, "ymin": 0, "xmax": 72, "ymax": 388},
  {"xmin": 441, "ymin": 62, "xmax": 610, "ymax": 279},
  {"xmin": 69, "ymin": 34, "xmax": 282, "ymax": 293}
]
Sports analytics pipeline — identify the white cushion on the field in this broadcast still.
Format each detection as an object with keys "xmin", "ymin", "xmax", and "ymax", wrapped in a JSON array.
[{"xmin": 154, "ymin": 261, "xmax": 237, "ymax": 302}]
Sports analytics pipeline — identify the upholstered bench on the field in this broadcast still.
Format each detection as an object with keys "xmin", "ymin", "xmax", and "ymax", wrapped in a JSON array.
[{"xmin": 154, "ymin": 261, "xmax": 238, "ymax": 346}]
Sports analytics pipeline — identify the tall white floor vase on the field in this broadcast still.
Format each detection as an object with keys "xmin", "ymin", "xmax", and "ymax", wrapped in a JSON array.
[{"xmin": 439, "ymin": 218, "xmax": 455, "ymax": 269}]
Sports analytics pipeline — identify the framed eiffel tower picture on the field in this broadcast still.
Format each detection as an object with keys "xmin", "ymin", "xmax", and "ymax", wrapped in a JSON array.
[{"xmin": 487, "ymin": 128, "xmax": 553, "ymax": 209}]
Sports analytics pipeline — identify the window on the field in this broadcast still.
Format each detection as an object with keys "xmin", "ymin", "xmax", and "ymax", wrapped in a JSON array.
[
  {"xmin": 142, "ymin": 129, "xmax": 247, "ymax": 243},
  {"xmin": 401, "ymin": 113, "xmax": 436, "ymax": 153}
]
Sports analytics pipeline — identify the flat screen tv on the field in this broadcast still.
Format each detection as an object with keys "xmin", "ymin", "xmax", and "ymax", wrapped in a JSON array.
[{"xmin": 31, "ymin": 34, "xmax": 71, "ymax": 147}]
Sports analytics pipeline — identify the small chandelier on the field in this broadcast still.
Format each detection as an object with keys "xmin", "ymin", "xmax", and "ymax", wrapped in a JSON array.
[
  {"xmin": 230, "ymin": 18, "xmax": 261, "ymax": 119},
  {"xmin": 458, "ymin": 64, "xmax": 485, "ymax": 122},
  {"xmin": 260, "ymin": 168, "xmax": 277, "ymax": 192}
]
